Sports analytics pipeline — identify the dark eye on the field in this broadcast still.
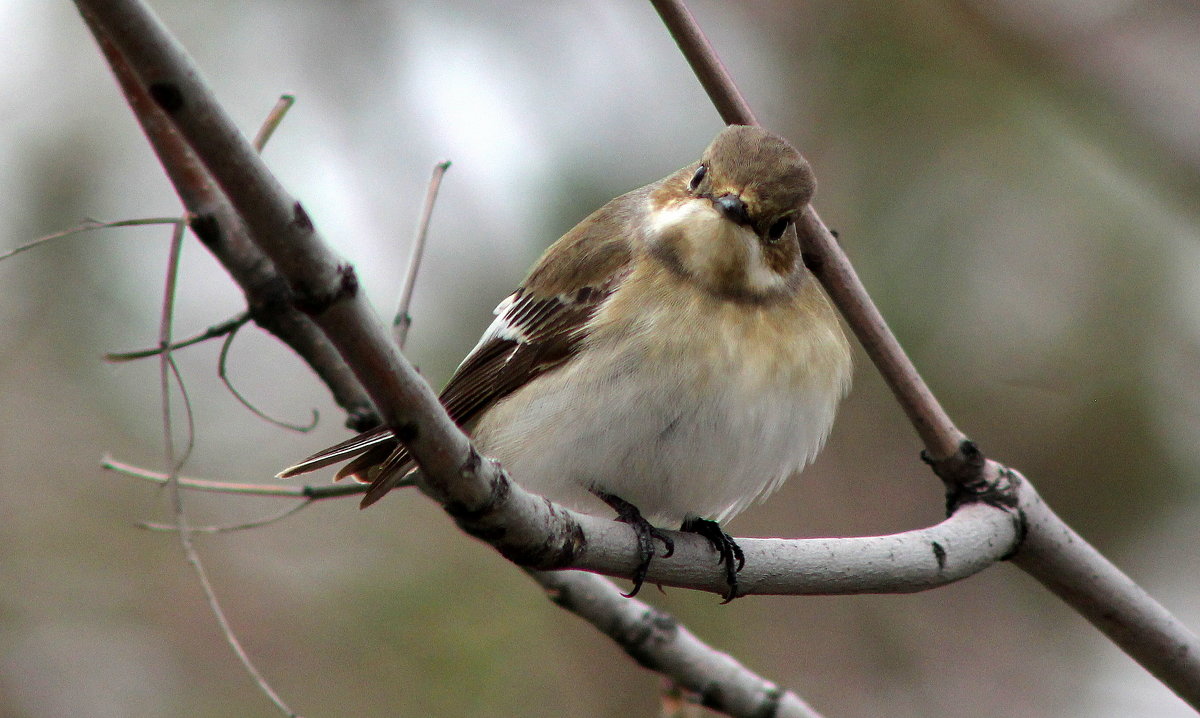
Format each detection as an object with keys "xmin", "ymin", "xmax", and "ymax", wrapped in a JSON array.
[
  {"xmin": 766, "ymin": 216, "xmax": 791, "ymax": 243},
  {"xmin": 688, "ymin": 164, "xmax": 707, "ymax": 191}
]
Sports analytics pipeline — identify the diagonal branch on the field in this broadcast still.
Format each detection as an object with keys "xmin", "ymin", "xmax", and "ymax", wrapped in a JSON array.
[
  {"xmin": 83, "ymin": 12, "xmax": 375, "ymax": 429},
  {"xmin": 650, "ymin": 0, "xmax": 1200, "ymax": 708},
  {"xmin": 528, "ymin": 570, "xmax": 824, "ymax": 718},
  {"xmin": 651, "ymin": 0, "xmax": 963, "ymax": 466}
]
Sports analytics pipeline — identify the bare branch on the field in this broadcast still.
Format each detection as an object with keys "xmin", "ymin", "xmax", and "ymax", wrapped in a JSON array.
[
  {"xmin": 146, "ymin": 208, "xmax": 298, "ymax": 716},
  {"xmin": 649, "ymin": 0, "xmax": 963, "ymax": 464},
  {"xmin": 72, "ymin": 0, "xmax": 560, "ymax": 561},
  {"xmin": 393, "ymin": 159, "xmax": 451, "ymax": 350},
  {"xmin": 138, "ymin": 501, "xmax": 315, "ymax": 533},
  {"xmin": 651, "ymin": 0, "xmax": 1200, "ymax": 708},
  {"xmin": 105, "ymin": 311, "xmax": 249, "ymax": 361},
  {"xmin": 158, "ymin": 219, "xmax": 193, "ymax": 466},
  {"xmin": 252, "ymin": 94, "xmax": 295, "ymax": 153},
  {"xmin": 81, "ymin": 8, "xmax": 376, "ymax": 428},
  {"xmin": 217, "ymin": 320, "xmax": 319, "ymax": 432},
  {"xmin": 1011, "ymin": 472, "xmax": 1200, "ymax": 707},
  {"xmin": 1, "ymin": 217, "xmax": 182, "ymax": 262},
  {"xmin": 528, "ymin": 569, "xmax": 826, "ymax": 718},
  {"xmin": 104, "ymin": 455, "xmax": 368, "ymax": 499}
]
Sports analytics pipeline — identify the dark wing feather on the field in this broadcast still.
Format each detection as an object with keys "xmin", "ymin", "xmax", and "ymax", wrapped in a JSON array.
[
  {"xmin": 275, "ymin": 426, "xmax": 394, "ymax": 478},
  {"xmin": 355, "ymin": 283, "xmax": 622, "ymax": 507},
  {"xmin": 440, "ymin": 287, "xmax": 610, "ymax": 426}
]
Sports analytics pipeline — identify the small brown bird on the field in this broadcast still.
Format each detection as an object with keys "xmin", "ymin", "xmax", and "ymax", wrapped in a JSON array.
[{"xmin": 280, "ymin": 125, "xmax": 852, "ymax": 598}]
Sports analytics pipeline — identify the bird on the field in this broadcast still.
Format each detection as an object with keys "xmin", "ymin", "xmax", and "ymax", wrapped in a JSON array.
[{"xmin": 279, "ymin": 124, "xmax": 852, "ymax": 599}]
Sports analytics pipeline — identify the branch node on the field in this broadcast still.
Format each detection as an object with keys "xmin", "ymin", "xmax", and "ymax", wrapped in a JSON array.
[
  {"xmin": 188, "ymin": 212, "xmax": 222, "ymax": 249},
  {"xmin": 344, "ymin": 405, "xmax": 380, "ymax": 432},
  {"xmin": 148, "ymin": 81, "xmax": 184, "ymax": 113},
  {"xmin": 623, "ymin": 609, "xmax": 680, "ymax": 670},
  {"xmin": 444, "ymin": 458, "xmax": 584, "ymax": 570},
  {"xmin": 931, "ymin": 540, "xmax": 947, "ymax": 571},
  {"xmin": 923, "ymin": 439, "xmax": 987, "ymax": 498},
  {"xmin": 443, "ymin": 451, "xmax": 506, "ymax": 523},
  {"xmin": 290, "ymin": 201, "xmax": 313, "ymax": 232},
  {"xmin": 292, "ymin": 264, "xmax": 358, "ymax": 316}
]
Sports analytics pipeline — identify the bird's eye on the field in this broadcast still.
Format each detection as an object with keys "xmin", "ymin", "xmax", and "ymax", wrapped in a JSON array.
[
  {"xmin": 688, "ymin": 164, "xmax": 707, "ymax": 192},
  {"xmin": 766, "ymin": 216, "xmax": 791, "ymax": 243}
]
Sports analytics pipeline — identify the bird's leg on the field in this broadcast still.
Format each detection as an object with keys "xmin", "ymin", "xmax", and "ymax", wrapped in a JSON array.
[
  {"xmin": 680, "ymin": 517, "xmax": 745, "ymax": 602},
  {"xmin": 592, "ymin": 490, "xmax": 674, "ymax": 597}
]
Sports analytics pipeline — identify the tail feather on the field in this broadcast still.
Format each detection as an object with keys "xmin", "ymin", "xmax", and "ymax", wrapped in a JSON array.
[
  {"xmin": 277, "ymin": 425, "xmax": 419, "ymax": 509},
  {"xmin": 335, "ymin": 443, "xmax": 394, "ymax": 482},
  {"xmin": 275, "ymin": 427, "xmax": 394, "ymax": 478},
  {"xmin": 359, "ymin": 445, "xmax": 417, "ymax": 508}
]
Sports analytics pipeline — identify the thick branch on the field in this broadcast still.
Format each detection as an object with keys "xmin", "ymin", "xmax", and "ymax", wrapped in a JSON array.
[
  {"xmin": 83, "ymin": 12, "xmax": 374, "ymax": 427},
  {"xmin": 1011, "ymin": 471, "xmax": 1200, "ymax": 706},
  {"xmin": 529, "ymin": 570, "xmax": 824, "ymax": 718},
  {"xmin": 572, "ymin": 497, "xmax": 1017, "ymax": 596}
]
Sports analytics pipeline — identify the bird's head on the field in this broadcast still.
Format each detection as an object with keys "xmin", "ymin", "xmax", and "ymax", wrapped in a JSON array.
[{"xmin": 647, "ymin": 125, "xmax": 816, "ymax": 301}]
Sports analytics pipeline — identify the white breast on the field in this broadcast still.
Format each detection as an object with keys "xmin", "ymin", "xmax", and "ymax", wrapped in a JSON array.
[{"xmin": 470, "ymin": 274, "xmax": 851, "ymax": 527}]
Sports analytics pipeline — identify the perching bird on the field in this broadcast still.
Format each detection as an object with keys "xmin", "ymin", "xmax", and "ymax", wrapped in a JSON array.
[{"xmin": 279, "ymin": 125, "xmax": 852, "ymax": 599}]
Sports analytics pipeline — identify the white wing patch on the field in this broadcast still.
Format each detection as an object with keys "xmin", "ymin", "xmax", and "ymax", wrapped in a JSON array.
[{"xmin": 459, "ymin": 292, "xmax": 523, "ymax": 370}]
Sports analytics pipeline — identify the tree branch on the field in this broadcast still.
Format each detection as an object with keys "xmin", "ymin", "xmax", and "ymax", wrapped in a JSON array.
[
  {"xmin": 393, "ymin": 160, "xmax": 451, "ymax": 350},
  {"xmin": 82, "ymin": 11, "xmax": 375, "ymax": 429},
  {"xmin": 528, "ymin": 570, "xmax": 825, "ymax": 718}
]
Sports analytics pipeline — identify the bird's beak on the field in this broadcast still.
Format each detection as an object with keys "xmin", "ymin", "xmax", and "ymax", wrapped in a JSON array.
[{"xmin": 713, "ymin": 193, "xmax": 752, "ymax": 228}]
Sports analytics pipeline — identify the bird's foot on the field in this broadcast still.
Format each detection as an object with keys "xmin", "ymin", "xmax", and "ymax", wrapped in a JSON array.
[
  {"xmin": 681, "ymin": 517, "xmax": 744, "ymax": 603},
  {"xmin": 593, "ymin": 491, "xmax": 674, "ymax": 597}
]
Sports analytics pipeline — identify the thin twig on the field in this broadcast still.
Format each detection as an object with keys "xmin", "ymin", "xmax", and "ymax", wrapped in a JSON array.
[
  {"xmin": 252, "ymin": 94, "xmax": 295, "ymax": 152},
  {"xmin": 0, "ymin": 217, "xmax": 184, "ymax": 262},
  {"xmin": 393, "ymin": 159, "xmax": 451, "ymax": 350},
  {"xmin": 159, "ymin": 220, "xmax": 192, "ymax": 465},
  {"xmin": 106, "ymin": 311, "xmax": 249, "ymax": 361},
  {"xmin": 104, "ymin": 455, "xmax": 372, "ymax": 499},
  {"xmin": 151, "ymin": 138, "xmax": 299, "ymax": 717},
  {"xmin": 139, "ymin": 500, "xmax": 316, "ymax": 533},
  {"xmin": 217, "ymin": 319, "xmax": 319, "ymax": 432}
]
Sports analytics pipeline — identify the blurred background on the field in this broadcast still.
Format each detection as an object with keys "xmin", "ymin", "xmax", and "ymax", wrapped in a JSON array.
[{"xmin": 3, "ymin": 1, "xmax": 1199, "ymax": 716}]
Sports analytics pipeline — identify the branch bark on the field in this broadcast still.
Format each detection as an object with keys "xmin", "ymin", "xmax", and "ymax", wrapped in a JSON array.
[{"xmin": 81, "ymin": 10, "xmax": 375, "ymax": 429}]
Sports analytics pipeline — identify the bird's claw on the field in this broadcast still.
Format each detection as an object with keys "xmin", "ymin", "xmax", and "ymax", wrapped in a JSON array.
[
  {"xmin": 594, "ymin": 491, "xmax": 673, "ymax": 597},
  {"xmin": 681, "ymin": 517, "xmax": 744, "ymax": 602}
]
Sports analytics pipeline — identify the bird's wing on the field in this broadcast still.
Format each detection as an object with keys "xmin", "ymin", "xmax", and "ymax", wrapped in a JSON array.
[{"xmin": 277, "ymin": 184, "xmax": 650, "ymax": 501}]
